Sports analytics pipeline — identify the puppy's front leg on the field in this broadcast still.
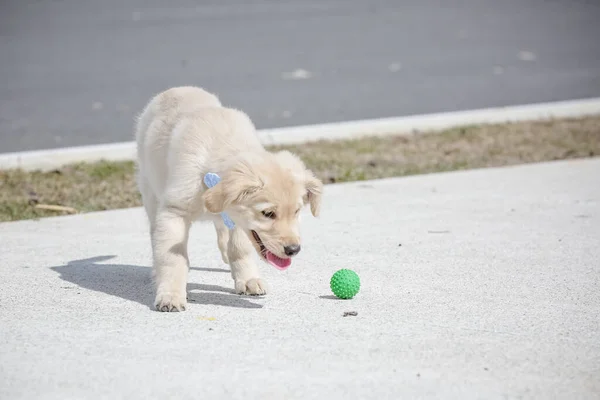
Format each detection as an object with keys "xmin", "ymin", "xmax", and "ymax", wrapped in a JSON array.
[
  {"xmin": 227, "ymin": 227, "xmax": 268, "ymax": 295},
  {"xmin": 152, "ymin": 207, "xmax": 191, "ymax": 311},
  {"xmin": 213, "ymin": 219, "xmax": 230, "ymax": 265}
]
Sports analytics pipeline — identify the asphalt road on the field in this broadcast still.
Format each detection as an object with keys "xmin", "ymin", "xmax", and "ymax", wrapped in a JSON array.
[{"xmin": 1, "ymin": 0, "xmax": 600, "ymax": 153}]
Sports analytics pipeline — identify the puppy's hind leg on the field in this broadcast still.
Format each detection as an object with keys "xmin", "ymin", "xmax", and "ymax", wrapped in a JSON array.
[
  {"xmin": 138, "ymin": 176, "xmax": 158, "ymax": 231},
  {"xmin": 227, "ymin": 227, "xmax": 268, "ymax": 296},
  {"xmin": 213, "ymin": 219, "xmax": 230, "ymax": 265}
]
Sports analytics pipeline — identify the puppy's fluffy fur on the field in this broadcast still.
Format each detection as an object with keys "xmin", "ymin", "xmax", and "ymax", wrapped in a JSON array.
[{"xmin": 135, "ymin": 86, "xmax": 323, "ymax": 312}]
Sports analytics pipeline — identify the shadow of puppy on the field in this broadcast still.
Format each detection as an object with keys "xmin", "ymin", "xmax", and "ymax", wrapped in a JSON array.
[{"xmin": 50, "ymin": 255, "xmax": 262, "ymax": 310}]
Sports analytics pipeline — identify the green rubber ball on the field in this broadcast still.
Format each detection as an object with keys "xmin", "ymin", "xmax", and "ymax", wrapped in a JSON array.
[{"xmin": 330, "ymin": 269, "xmax": 360, "ymax": 299}]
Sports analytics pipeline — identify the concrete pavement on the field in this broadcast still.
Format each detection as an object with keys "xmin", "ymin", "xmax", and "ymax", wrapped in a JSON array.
[
  {"xmin": 2, "ymin": 0, "xmax": 600, "ymax": 152},
  {"xmin": 1, "ymin": 158, "xmax": 599, "ymax": 399}
]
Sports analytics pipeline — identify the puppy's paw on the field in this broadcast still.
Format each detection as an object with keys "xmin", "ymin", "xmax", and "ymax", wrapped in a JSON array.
[
  {"xmin": 234, "ymin": 278, "xmax": 269, "ymax": 296},
  {"xmin": 154, "ymin": 291, "xmax": 187, "ymax": 312}
]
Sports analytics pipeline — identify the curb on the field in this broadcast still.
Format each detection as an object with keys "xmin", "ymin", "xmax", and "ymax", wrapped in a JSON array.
[{"xmin": 2, "ymin": 97, "xmax": 600, "ymax": 171}]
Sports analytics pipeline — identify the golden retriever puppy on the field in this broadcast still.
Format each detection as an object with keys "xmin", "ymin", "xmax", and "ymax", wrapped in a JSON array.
[{"xmin": 135, "ymin": 86, "xmax": 323, "ymax": 312}]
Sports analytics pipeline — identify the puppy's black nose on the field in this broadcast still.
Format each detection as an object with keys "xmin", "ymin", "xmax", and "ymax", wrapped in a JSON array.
[{"xmin": 284, "ymin": 244, "xmax": 301, "ymax": 256}]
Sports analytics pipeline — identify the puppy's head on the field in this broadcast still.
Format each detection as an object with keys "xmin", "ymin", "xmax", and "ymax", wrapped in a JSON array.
[{"xmin": 202, "ymin": 150, "xmax": 322, "ymax": 270}]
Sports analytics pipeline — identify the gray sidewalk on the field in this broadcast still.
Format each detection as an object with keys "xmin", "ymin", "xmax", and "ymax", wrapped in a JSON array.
[{"xmin": 1, "ymin": 159, "xmax": 599, "ymax": 399}]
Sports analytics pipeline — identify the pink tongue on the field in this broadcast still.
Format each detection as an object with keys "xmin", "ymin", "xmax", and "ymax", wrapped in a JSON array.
[{"xmin": 266, "ymin": 251, "xmax": 292, "ymax": 270}]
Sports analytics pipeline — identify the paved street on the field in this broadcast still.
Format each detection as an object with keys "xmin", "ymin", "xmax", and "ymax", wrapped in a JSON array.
[
  {"xmin": 1, "ymin": 158, "xmax": 599, "ymax": 398},
  {"xmin": 2, "ymin": 0, "xmax": 600, "ymax": 152}
]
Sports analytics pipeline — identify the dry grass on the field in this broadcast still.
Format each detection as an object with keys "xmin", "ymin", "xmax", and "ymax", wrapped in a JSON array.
[
  {"xmin": 0, "ymin": 161, "xmax": 139, "ymax": 222},
  {"xmin": 1, "ymin": 116, "xmax": 599, "ymax": 222},
  {"xmin": 270, "ymin": 116, "xmax": 600, "ymax": 183}
]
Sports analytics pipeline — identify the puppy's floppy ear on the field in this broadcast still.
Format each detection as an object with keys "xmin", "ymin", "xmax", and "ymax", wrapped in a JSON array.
[
  {"xmin": 202, "ymin": 158, "xmax": 264, "ymax": 213},
  {"xmin": 274, "ymin": 150, "xmax": 324, "ymax": 217},
  {"xmin": 304, "ymin": 170, "xmax": 323, "ymax": 217},
  {"xmin": 202, "ymin": 184, "xmax": 226, "ymax": 214}
]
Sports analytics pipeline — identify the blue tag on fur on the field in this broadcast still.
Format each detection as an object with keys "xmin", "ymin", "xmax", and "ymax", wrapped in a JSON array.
[{"xmin": 203, "ymin": 173, "xmax": 235, "ymax": 230}]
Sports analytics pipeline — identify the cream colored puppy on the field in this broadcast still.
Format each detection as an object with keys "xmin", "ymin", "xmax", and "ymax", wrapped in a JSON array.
[{"xmin": 135, "ymin": 86, "xmax": 323, "ymax": 312}]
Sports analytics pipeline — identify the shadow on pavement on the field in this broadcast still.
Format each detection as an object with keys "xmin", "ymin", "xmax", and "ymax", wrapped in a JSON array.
[
  {"xmin": 319, "ymin": 295, "xmax": 344, "ymax": 300},
  {"xmin": 50, "ymin": 255, "xmax": 263, "ymax": 310}
]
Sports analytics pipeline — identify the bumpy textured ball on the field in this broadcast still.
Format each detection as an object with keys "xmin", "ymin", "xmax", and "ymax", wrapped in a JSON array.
[{"xmin": 330, "ymin": 269, "xmax": 360, "ymax": 299}]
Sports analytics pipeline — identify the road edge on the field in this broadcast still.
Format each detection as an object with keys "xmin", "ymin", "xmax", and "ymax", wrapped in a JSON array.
[{"xmin": 2, "ymin": 97, "xmax": 600, "ymax": 171}]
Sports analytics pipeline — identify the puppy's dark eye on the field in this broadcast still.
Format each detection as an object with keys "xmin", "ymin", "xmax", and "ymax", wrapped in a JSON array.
[{"xmin": 262, "ymin": 210, "xmax": 276, "ymax": 219}]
